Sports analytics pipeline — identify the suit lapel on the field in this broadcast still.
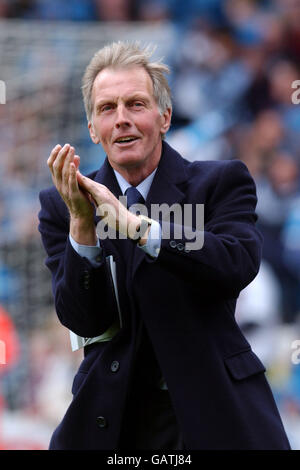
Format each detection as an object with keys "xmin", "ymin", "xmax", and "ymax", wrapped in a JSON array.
[
  {"xmin": 93, "ymin": 157, "xmax": 122, "ymax": 220},
  {"xmin": 146, "ymin": 141, "xmax": 188, "ymax": 206}
]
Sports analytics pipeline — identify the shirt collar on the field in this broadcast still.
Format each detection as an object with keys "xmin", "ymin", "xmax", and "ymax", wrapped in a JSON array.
[{"xmin": 113, "ymin": 167, "xmax": 157, "ymax": 201}]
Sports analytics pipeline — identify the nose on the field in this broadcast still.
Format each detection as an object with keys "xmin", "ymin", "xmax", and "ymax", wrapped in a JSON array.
[{"xmin": 115, "ymin": 104, "xmax": 131, "ymax": 129}]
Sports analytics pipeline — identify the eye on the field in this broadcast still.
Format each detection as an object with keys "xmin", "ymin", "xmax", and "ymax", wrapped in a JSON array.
[
  {"xmin": 101, "ymin": 104, "xmax": 113, "ymax": 112},
  {"xmin": 130, "ymin": 101, "xmax": 144, "ymax": 108}
]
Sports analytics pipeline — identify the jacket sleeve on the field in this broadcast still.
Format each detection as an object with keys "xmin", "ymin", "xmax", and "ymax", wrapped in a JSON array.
[
  {"xmin": 154, "ymin": 160, "xmax": 263, "ymax": 298},
  {"xmin": 38, "ymin": 188, "xmax": 119, "ymax": 337}
]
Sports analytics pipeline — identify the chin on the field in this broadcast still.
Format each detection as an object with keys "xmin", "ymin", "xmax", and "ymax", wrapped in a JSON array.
[{"xmin": 114, "ymin": 152, "xmax": 144, "ymax": 167}]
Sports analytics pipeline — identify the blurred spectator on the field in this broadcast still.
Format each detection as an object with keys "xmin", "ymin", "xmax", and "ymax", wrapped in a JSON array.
[
  {"xmin": 34, "ymin": 0, "xmax": 96, "ymax": 21},
  {"xmin": 0, "ymin": 0, "xmax": 9, "ymax": 17},
  {"xmin": 276, "ymin": 0, "xmax": 300, "ymax": 62},
  {"xmin": 0, "ymin": 305, "xmax": 19, "ymax": 370},
  {"xmin": 163, "ymin": 0, "xmax": 225, "ymax": 27},
  {"xmin": 236, "ymin": 260, "xmax": 282, "ymax": 367},
  {"xmin": 6, "ymin": 0, "xmax": 36, "ymax": 19},
  {"xmin": 0, "ymin": 305, "xmax": 20, "ymax": 449},
  {"xmin": 137, "ymin": 0, "xmax": 170, "ymax": 22},
  {"xmin": 237, "ymin": 109, "xmax": 284, "ymax": 177},
  {"xmin": 223, "ymin": 0, "xmax": 270, "ymax": 45},
  {"xmin": 256, "ymin": 150, "xmax": 300, "ymax": 322},
  {"xmin": 6, "ymin": 0, "xmax": 97, "ymax": 21},
  {"xmin": 95, "ymin": 0, "xmax": 138, "ymax": 21},
  {"xmin": 26, "ymin": 313, "xmax": 81, "ymax": 426},
  {"xmin": 282, "ymin": 195, "xmax": 300, "ymax": 290},
  {"xmin": 5, "ymin": 0, "xmax": 141, "ymax": 21}
]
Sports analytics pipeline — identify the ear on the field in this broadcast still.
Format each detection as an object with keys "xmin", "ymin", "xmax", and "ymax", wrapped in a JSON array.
[
  {"xmin": 88, "ymin": 121, "xmax": 101, "ymax": 144},
  {"xmin": 160, "ymin": 107, "xmax": 172, "ymax": 135}
]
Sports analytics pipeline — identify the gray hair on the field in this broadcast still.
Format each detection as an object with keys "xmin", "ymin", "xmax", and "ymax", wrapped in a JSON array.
[{"xmin": 82, "ymin": 41, "xmax": 172, "ymax": 122}]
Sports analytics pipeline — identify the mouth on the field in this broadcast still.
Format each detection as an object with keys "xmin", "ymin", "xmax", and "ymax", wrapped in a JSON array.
[{"xmin": 114, "ymin": 136, "xmax": 139, "ymax": 146}]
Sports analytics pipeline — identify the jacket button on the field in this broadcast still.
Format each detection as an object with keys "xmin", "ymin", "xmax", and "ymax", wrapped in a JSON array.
[
  {"xmin": 82, "ymin": 271, "xmax": 90, "ymax": 289},
  {"xmin": 96, "ymin": 416, "xmax": 107, "ymax": 428},
  {"xmin": 177, "ymin": 243, "xmax": 184, "ymax": 251},
  {"xmin": 111, "ymin": 360, "xmax": 120, "ymax": 372},
  {"xmin": 169, "ymin": 240, "xmax": 177, "ymax": 248}
]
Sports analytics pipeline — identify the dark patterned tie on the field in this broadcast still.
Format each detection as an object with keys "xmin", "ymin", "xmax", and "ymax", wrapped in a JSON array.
[{"xmin": 125, "ymin": 186, "xmax": 145, "ymax": 211}]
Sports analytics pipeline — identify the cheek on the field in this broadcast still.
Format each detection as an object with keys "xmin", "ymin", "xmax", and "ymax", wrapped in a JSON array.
[
  {"xmin": 95, "ymin": 119, "xmax": 111, "ymax": 143},
  {"xmin": 138, "ymin": 115, "xmax": 162, "ymax": 137}
]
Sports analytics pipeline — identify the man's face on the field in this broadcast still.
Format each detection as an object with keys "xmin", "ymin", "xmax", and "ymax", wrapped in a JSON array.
[{"xmin": 88, "ymin": 66, "xmax": 171, "ymax": 174}]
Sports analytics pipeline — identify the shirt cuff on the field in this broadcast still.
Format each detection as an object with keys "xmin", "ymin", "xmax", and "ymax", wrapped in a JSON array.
[
  {"xmin": 69, "ymin": 234, "xmax": 102, "ymax": 265},
  {"xmin": 138, "ymin": 219, "xmax": 161, "ymax": 258}
]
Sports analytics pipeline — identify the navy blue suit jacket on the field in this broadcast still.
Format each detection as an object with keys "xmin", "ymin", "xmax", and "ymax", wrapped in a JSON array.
[{"xmin": 38, "ymin": 142, "xmax": 290, "ymax": 449}]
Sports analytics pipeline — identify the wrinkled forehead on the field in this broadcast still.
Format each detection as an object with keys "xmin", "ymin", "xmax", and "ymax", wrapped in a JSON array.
[{"xmin": 91, "ymin": 65, "xmax": 155, "ymax": 105}]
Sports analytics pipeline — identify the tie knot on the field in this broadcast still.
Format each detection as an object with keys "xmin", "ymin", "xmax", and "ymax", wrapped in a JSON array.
[{"xmin": 125, "ymin": 186, "xmax": 145, "ymax": 210}]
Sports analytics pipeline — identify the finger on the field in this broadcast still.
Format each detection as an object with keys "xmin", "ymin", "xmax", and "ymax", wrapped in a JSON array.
[
  {"xmin": 76, "ymin": 169, "xmax": 86, "ymax": 187},
  {"xmin": 70, "ymin": 164, "xmax": 91, "ymax": 205},
  {"xmin": 77, "ymin": 172, "xmax": 101, "ymax": 203},
  {"xmin": 47, "ymin": 144, "xmax": 62, "ymax": 171},
  {"xmin": 76, "ymin": 170, "xmax": 89, "ymax": 196},
  {"xmin": 62, "ymin": 146, "xmax": 75, "ymax": 189},
  {"xmin": 52, "ymin": 143, "xmax": 71, "ymax": 181},
  {"xmin": 74, "ymin": 155, "xmax": 80, "ymax": 170},
  {"xmin": 69, "ymin": 162, "xmax": 79, "ymax": 195},
  {"xmin": 76, "ymin": 171, "xmax": 95, "ymax": 193}
]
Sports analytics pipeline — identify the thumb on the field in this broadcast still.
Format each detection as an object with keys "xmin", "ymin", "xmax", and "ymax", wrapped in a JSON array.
[
  {"xmin": 76, "ymin": 171, "xmax": 98, "ymax": 206},
  {"xmin": 76, "ymin": 170, "xmax": 95, "ymax": 193},
  {"xmin": 76, "ymin": 169, "xmax": 87, "ymax": 186}
]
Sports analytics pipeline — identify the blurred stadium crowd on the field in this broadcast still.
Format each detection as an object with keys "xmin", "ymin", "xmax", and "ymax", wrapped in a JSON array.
[{"xmin": 1, "ymin": 0, "xmax": 300, "ymax": 449}]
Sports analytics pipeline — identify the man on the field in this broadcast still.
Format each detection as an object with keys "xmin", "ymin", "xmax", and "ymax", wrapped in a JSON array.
[{"xmin": 38, "ymin": 42, "xmax": 290, "ymax": 450}]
